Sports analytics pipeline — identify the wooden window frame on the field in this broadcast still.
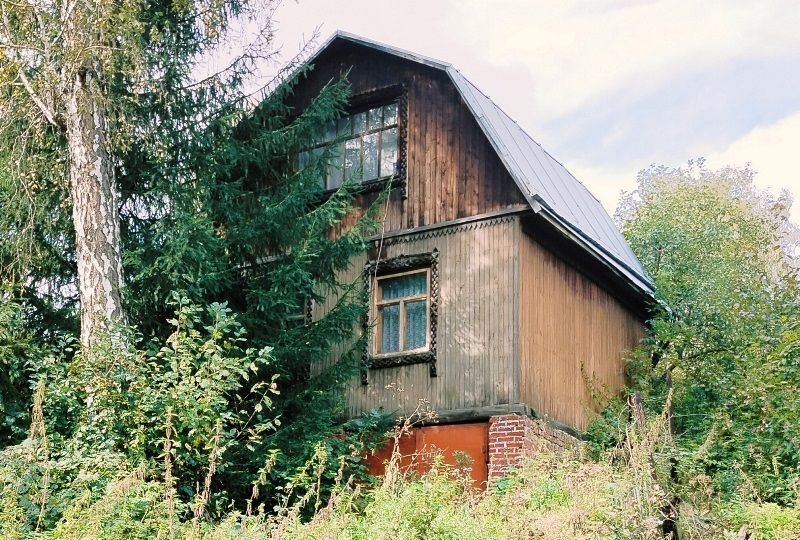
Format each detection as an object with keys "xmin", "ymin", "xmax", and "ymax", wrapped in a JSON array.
[
  {"xmin": 304, "ymin": 101, "xmax": 399, "ymax": 190},
  {"xmin": 372, "ymin": 268, "xmax": 431, "ymax": 357},
  {"xmin": 299, "ymin": 84, "xmax": 408, "ymax": 199},
  {"xmin": 342, "ymin": 102, "xmax": 399, "ymax": 185},
  {"xmin": 362, "ymin": 250, "xmax": 439, "ymax": 384},
  {"xmin": 348, "ymin": 84, "xmax": 408, "ymax": 197}
]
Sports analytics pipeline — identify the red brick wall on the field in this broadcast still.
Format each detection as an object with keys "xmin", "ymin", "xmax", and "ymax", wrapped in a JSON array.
[{"xmin": 487, "ymin": 414, "xmax": 578, "ymax": 480}]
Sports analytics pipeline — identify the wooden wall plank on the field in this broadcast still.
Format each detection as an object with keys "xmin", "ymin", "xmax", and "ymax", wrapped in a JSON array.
[{"xmin": 518, "ymin": 232, "xmax": 646, "ymax": 430}]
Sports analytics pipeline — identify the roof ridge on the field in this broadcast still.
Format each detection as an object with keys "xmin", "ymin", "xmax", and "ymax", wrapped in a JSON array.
[{"xmin": 331, "ymin": 30, "xmax": 453, "ymax": 70}]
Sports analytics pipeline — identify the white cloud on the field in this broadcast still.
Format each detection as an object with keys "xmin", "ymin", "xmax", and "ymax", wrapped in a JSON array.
[
  {"xmin": 706, "ymin": 111, "xmax": 800, "ymax": 222},
  {"xmin": 269, "ymin": 1, "xmax": 800, "ymax": 133},
  {"xmin": 448, "ymin": 0, "xmax": 800, "ymax": 123},
  {"xmin": 566, "ymin": 162, "xmax": 638, "ymax": 217},
  {"xmin": 568, "ymin": 110, "xmax": 800, "ymax": 225}
]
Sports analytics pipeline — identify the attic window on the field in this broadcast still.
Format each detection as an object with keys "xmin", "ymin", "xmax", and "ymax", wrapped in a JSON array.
[{"xmin": 299, "ymin": 101, "xmax": 399, "ymax": 190}]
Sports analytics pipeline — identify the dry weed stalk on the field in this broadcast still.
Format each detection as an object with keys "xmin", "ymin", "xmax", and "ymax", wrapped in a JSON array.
[
  {"xmin": 625, "ymin": 389, "xmax": 678, "ymax": 538},
  {"xmin": 163, "ymin": 407, "xmax": 176, "ymax": 540},
  {"xmin": 28, "ymin": 380, "xmax": 50, "ymax": 532},
  {"xmin": 270, "ymin": 444, "xmax": 329, "ymax": 540},
  {"xmin": 190, "ymin": 420, "xmax": 223, "ymax": 539},
  {"xmin": 381, "ymin": 394, "xmax": 437, "ymax": 488},
  {"xmin": 246, "ymin": 450, "xmax": 278, "ymax": 517}
]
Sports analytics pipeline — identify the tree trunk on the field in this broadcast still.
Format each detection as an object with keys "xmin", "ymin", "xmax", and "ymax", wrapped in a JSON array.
[{"xmin": 65, "ymin": 66, "xmax": 126, "ymax": 349}]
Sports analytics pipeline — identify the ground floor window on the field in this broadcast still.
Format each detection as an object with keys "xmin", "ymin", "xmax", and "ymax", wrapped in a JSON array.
[
  {"xmin": 362, "ymin": 250, "xmax": 439, "ymax": 381},
  {"xmin": 374, "ymin": 268, "xmax": 430, "ymax": 355}
]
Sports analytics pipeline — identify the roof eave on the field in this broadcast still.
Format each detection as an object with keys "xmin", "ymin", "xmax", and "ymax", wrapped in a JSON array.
[
  {"xmin": 530, "ymin": 199, "xmax": 655, "ymax": 298},
  {"xmin": 444, "ymin": 66, "xmax": 654, "ymax": 292}
]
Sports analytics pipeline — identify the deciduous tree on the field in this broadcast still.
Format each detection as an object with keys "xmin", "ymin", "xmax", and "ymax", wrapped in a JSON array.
[{"xmin": 617, "ymin": 161, "xmax": 800, "ymax": 503}]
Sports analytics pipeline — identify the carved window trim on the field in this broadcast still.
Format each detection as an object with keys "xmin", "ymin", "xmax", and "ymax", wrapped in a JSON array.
[
  {"xmin": 361, "ymin": 250, "xmax": 439, "ymax": 384},
  {"xmin": 287, "ymin": 297, "xmax": 314, "ymax": 327},
  {"xmin": 285, "ymin": 297, "xmax": 314, "ymax": 382}
]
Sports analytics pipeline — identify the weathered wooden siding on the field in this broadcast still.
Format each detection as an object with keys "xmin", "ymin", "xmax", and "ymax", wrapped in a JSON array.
[
  {"xmin": 518, "ymin": 233, "xmax": 646, "ymax": 430},
  {"xmin": 292, "ymin": 41, "xmax": 649, "ymax": 433},
  {"xmin": 315, "ymin": 215, "xmax": 521, "ymax": 417},
  {"xmin": 286, "ymin": 42, "xmax": 527, "ymax": 235}
]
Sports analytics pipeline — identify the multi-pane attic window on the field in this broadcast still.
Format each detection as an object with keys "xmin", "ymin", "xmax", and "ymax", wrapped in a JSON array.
[{"xmin": 299, "ymin": 102, "xmax": 399, "ymax": 190}]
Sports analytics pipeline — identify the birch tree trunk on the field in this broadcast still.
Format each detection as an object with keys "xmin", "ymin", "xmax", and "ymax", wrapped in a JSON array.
[{"xmin": 64, "ymin": 65, "xmax": 126, "ymax": 349}]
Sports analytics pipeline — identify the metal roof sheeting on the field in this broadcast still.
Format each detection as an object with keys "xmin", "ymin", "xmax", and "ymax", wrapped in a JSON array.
[
  {"xmin": 449, "ymin": 71, "xmax": 652, "ymax": 292},
  {"xmin": 313, "ymin": 31, "xmax": 654, "ymax": 294}
]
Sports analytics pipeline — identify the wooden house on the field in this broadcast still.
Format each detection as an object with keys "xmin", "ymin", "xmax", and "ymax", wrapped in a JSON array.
[{"xmin": 286, "ymin": 32, "xmax": 654, "ymax": 484}]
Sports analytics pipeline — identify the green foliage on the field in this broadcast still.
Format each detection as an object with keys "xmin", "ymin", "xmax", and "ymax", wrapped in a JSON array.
[
  {"xmin": 2, "ymin": 2, "xmax": 388, "ymax": 518},
  {"xmin": 583, "ymin": 395, "xmax": 630, "ymax": 459},
  {"xmin": 285, "ymin": 421, "xmax": 674, "ymax": 539},
  {"xmin": 1, "ymin": 0, "xmax": 389, "ymax": 534},
  {"xmin": 77, "ymin": 299, "xmax": 280, "ymax": 503},
  {"xmin": 719, "ymin": 502, "xmax": 800, "ymax": 540},
  {"xmin": 0, "ymin": 296, "xmax": 386, "ymax": 530},
  {"xmin": 616, "ymin": 160, "xmax": 800, "ymax": 504},
  {"xmin": 47, "ymin": 473, "xmax": 169, "ymax": 540},
  {"xmin": 0, "ymin": 446, "xmax": 132, "ymax": 532},
  {"xmin": 3, "ymin": 383, "xmax": 797, "ymax": 539},
  {"xmin": 0, "ymin": 288, "xmax": 38, "ymax": 442}
]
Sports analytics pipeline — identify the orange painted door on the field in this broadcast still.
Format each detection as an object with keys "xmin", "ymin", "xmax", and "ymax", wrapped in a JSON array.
[{"xmin": 364, "ymin": 422, "xmax": 488, "ymax": 487}]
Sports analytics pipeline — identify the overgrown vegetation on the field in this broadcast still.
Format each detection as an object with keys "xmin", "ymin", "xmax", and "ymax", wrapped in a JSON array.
[
  {"xmin": 606, "ymin": 161, "xmax": 800, "ymax": 507},
  {"xmin": 0, "ymin": 296, "xmax": 389, "ymax": 533},
  {"xmin": 0, "ymin": 0, "xmax": 393, "ymax": 527},
  {"xmin": 4, "ymin": 400, "xmax": 798, "ymax": 539}
]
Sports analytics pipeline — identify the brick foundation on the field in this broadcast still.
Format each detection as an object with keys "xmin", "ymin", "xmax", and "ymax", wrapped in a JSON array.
[{"xmin": 487, "ymin": 413, "xmax": 578, "ymax": 480}]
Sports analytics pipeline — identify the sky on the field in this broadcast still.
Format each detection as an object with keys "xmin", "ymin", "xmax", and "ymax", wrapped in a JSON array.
[{"xmin": 265, "ymin": 0, "xmax": 800, "ymax": 222}]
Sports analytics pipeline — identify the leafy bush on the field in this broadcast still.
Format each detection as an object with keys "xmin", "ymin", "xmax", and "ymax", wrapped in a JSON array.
[
  {"xmin": 0, "ymin": 287, "xmax": 49, "ymax": 443},
  {"xmin": 0, "ymin": 298, "xmax": 388, "ymax": 533}
]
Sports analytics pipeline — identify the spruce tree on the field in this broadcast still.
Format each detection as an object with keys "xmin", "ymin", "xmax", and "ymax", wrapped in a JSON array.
[
  {"xmin": 1, "ymin": 0, "xmax": 385, "ymax": 512},
  {"xmin": 124, "ymin": 74, "xmax": 387, "ymax": 506}
]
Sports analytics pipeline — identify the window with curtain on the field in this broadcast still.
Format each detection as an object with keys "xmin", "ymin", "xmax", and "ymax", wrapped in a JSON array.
[
  {"xmin": 374, "ymin": 269, "xmax": 429, "ymax": 355},
  {"xmin": 298, "ymin": 101, "xmax": 399, "ymax": 190}
]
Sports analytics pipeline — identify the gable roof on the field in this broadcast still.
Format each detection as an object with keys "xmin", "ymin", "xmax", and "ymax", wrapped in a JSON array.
[{"xmin": 308, "ymin": 31, "xmax": 654, "ymax": 296}]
